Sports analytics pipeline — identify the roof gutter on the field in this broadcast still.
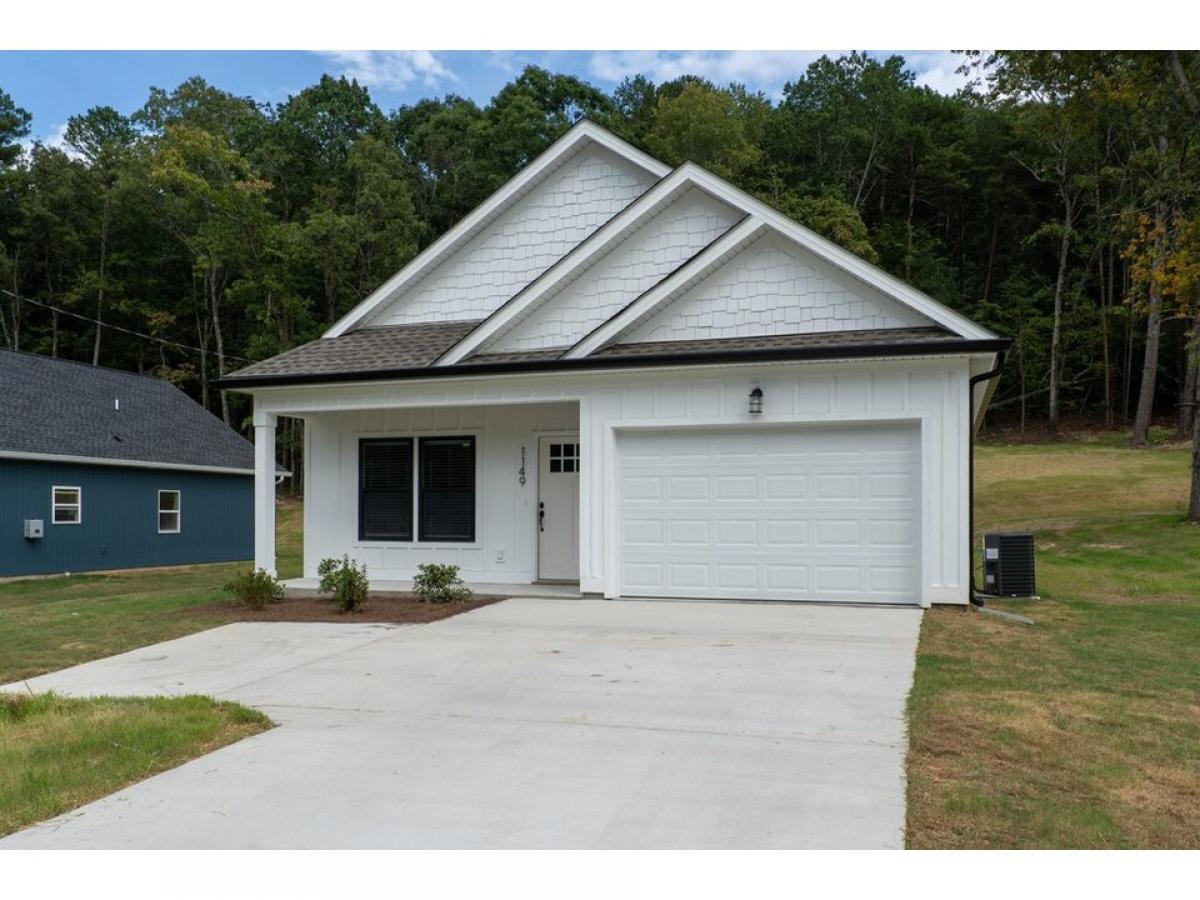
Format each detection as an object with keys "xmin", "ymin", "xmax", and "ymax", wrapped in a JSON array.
[
  {"xmin": 0, "ymin": 448, "xmax": 280, "ymax": 477},
  {"xmin": 217, "ymin": 337, "xmax": 1013, "ymax": 391},
  {"xmin": 968, "ymin": 350, "xmax": 1007, "ymax": 607}
]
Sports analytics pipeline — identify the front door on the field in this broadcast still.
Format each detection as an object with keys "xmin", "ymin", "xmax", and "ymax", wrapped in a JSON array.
[{"xmin": 538, "ymin": 435, "xmax": 580, "ymax": 581}]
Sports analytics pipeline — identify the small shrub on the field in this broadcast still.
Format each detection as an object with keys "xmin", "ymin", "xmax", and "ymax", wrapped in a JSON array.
[
  {"xmin": 317, "ymin": 556, "xmax": 369, "ymax": 612},
  {"xmin": 413, "ymin": 563, "xmax": 472, "ymax": 604},
  {"xmin": 224, "ymin": 568, "xmax": 285, "ymax": 610}
]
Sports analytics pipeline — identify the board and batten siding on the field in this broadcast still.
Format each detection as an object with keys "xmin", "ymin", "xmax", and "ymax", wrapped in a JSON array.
[
  {"xmin": 0, "ymin": 459, "xmax": 253, "ymax": 577},
  {"xmin": 265, "ymin": 354, "xmax": 974, "ymax": 605},
  {"xmin": 303, "ymin": 402, "xmax": 578, "ymax": 584}
]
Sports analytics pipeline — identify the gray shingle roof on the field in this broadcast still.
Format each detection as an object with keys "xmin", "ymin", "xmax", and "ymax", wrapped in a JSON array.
[
  {"xmin": 594, "ymin": 327, "xmax": 958, "ymax": 358},
  {"xmin": 219, "ymin": 322, "xmax": 977, "ymax": 387},
  {"xmin": 1, "ymin": 349, "xmax": 259, "ymax": 472},
  {"xmin": 226, "ymin": 320, "xmax": 481, "ymax": 380}
]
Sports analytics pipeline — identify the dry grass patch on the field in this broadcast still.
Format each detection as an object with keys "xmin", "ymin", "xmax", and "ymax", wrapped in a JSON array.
[
  {"xmin": 0, "ymin": 693, "xmax": 271, "ymax": 837},
  {"xmin": 975, "ymin": 441, "xmax": 1191, "ymax": 532},
  {"xmin": 906, "ymin": 438, "xmax": 1200, "ymax": 848}
]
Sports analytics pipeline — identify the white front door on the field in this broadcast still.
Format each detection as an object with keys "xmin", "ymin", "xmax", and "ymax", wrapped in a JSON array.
[{"xmin": 538, "ymin": 435, "xmax": 580, "ymax": 581}]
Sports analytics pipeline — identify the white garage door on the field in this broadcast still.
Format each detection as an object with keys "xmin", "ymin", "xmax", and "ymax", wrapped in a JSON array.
[{"xmin": 616, "ymin": 423, "xmax": 921, "ymax": 604}]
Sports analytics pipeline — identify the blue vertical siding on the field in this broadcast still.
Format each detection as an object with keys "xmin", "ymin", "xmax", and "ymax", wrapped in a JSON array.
[{"xmin": 0, "ymin": 459, "xmax": 253, "ymax": 576}]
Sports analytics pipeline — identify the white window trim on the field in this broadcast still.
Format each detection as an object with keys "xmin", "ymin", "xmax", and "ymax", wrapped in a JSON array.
[
  {"xmin": 51, "ymin": 485, "xmax": 82, "ymax": 525},
  {"xmin": 158, "ymin": 489, "xmax": 181, "ymax": 534}
]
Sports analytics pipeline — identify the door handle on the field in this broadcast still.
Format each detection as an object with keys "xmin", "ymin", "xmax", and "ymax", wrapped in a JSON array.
[{"xmin": 538, "ymin": 501, "xmax": 545, "ymax": 533}]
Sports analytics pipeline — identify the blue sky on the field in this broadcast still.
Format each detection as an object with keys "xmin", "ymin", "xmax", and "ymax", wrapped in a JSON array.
[{"xmin": 0, "ymin": 50, "xmax": 968, "ymax": 145}]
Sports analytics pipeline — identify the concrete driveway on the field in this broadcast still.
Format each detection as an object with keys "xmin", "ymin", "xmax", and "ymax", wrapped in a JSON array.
[{"xmin": 1, "ymin": 597, "xmax": 922, "ymax": 849}]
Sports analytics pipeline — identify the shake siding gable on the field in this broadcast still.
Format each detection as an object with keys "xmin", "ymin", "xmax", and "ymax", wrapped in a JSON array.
[
  {"xmin": 366, "ymin": 146, "xmax": 657, "ymax": 328},
  {"xmin": 622, "ymin": 232, "xmax": 933, "ymax": 345},
  {"xmin": 486, "ymin": 187, "xmax": 741, "ymax": 353}
]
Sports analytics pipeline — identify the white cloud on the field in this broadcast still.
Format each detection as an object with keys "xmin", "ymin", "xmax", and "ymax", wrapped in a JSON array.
[
  {"xmin": 16, "ymin": 121, "xmax": 74, "ymax": 162},
  {"xmin": 905, "ymin": 51, "xmax": 973, "ymax": 95},
  {"xmin": 587, "ymin": 51, "xmax": 830, "ymax": 95},
  {"xmin": 484, "ymin": 50, "xmax": 523, "ymax": 75},
  {"xmin": 314, "ymin": 50, "xmax": 458, "ymax": 92},
  {"xmin": 587, "ymin": 50, "xmax": 975, "ymax": 97}
]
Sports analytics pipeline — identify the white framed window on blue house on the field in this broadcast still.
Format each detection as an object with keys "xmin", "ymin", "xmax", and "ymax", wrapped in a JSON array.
[
  {"xmin": 158, "ymin": 490, "xmax": 181, "ymax": 534},
  {"xmin": 358, "ymin": 436, "xmax": 475, "ymax": 543},
  {"xmin": 52, "ymin": 485, "xmax": 81, "ymax": 524}
]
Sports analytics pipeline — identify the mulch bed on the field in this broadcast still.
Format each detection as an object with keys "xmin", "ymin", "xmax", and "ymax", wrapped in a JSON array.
[{"xmin": 192, "ymin": 593, "xmax": 507, "ymax": 624}]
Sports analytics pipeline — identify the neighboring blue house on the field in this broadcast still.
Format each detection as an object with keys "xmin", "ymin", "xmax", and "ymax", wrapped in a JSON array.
[{"xmin": 1, "ymin": 348, "xmax": 269, "ymax": 577}]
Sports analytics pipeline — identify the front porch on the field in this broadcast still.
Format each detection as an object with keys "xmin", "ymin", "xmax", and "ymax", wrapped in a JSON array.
[{"xmin": 254, "ymin": 396, "xmax": 588, "ymax": 594}]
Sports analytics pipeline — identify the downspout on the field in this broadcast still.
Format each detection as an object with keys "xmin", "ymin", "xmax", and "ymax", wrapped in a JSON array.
[{"xmin": 968, "ymin": 351, "xmax": 1007, "ymax": 607}]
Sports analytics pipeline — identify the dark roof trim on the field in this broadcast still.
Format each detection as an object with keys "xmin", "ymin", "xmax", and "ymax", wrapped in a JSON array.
[{"xmin": 218, "ymin": 337, "xmax": 1012, "ymax": 391}]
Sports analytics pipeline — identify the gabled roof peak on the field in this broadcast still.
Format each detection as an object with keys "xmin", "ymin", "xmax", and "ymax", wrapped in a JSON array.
[{"xmin": 323, "ymin": 119, "xmax": 671, "ymax": 338}]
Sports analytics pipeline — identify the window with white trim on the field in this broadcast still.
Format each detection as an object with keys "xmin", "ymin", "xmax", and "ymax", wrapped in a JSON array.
[
  {"xmin": 52, "ymin": 486, "xmax": 81, "ymax": 525},
  {"xmin": 158, "ymin": 490, "xmax": 181, "ymax": 534}
]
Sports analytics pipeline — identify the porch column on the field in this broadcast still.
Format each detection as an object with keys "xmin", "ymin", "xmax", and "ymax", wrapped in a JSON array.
[{"xmin": 253, "ymin": 408, "xmax": 277, "ymax": 576}]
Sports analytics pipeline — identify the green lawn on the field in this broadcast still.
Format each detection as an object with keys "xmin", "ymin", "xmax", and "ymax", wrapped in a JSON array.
[
  {"xmin": 0, "ymin": 503, "xmax": 298, "ymax": 838},
  {"xmin": 906, "ymin": 434, "xmax": 1200, "ymax": 849},
  {"xmin": 0, "ymin": 692, "xmax": 271, "ymax": 837},
  {"xmin": 0, "ymin": 499, "xmax": 302, "ymax": 685}
]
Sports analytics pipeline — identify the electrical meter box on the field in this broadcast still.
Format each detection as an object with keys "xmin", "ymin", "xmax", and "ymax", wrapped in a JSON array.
[{"xmin": 23, "ymin": 519, "xmax": 44, "ymax": 539}]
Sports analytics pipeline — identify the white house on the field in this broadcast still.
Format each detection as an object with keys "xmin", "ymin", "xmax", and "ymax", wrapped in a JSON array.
[{"xmin": 222, "ymin": 120, "xmax": 1008, "ymax": 607}]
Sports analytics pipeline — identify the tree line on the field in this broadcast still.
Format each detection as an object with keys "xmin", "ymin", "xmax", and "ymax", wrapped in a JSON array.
[{"xmin": 2, "ymin": 52, "xmax": 1199, "ymax": 508}]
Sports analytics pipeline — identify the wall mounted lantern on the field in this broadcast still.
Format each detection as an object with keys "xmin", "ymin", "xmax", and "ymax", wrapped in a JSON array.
[{"xmin": 748, "ymin": 387, "xmax": 764, "ymax": 415}]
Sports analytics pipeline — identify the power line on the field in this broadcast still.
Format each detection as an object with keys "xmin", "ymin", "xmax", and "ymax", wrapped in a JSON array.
[{"xmin": 0, "ymin": 288, "xmax": 248, "ymax": 363}]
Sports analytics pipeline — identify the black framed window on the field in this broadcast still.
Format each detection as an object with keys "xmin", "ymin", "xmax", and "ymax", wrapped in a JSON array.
[
  {"xmin": 359, "ymin": 438, "xmax": 413, "ymax": 541},
  {"xmin": 418, "ymin": 436, "xmax": 476, "ymax": 542},
  {"xmin": 548, "ymin": 442, "xmax": 580, "ymax": 473}
]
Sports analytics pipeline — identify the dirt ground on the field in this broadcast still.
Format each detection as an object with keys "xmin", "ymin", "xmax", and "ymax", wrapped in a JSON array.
[{"xmin": 192, "ymin": 593, "xmax": 506, "ymax": 624}]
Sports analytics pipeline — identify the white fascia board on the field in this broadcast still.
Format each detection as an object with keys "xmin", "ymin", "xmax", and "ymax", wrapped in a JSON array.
[
  {"xmin": 323, "ymin": 121, "xmax": 670, "ymax": 339},
  {"xmin": 0, "ymin": 449, "xmax": 260, "ymax": 476},
  {"xmin": 435, "ymin": 166, "xmax": 706, "ymax": 365},
  {"xmin": 576, "ymin": 120, "xmax": 672, "ymax": 180},
  {"xmin": 676, "ymin": 167, "xmax": 996, "ymax": 341},
  {"xmin": 565, "ymin": 216, "xmax": 769, "ymax": 359}
]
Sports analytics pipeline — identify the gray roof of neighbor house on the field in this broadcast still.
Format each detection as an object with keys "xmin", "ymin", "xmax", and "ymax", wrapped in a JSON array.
[
  {"xmin": 219, "ymin": 322, "xmax": 1004, "ymax": 388},
  {"xmin": 0, "ymin": 348, "xmax": 263, "ymax": 473}
]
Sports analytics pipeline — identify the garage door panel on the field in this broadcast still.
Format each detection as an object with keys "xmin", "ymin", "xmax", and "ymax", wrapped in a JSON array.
[
  {"xmin": 869, "ymin": 565, "xmax": 916, "ymax": 593},
  {"xmin": 763, "ymin": 519, "xmax": 807, "ymax": 546},
  {"xmin": 764, "ymin": 564, "xmax": 808, "ymax": 591},
  {"xmin": 668, "ymin": 476, "xmax": 709, "ymax": 501},
  {"xmin": 815, "ymin": 565, "xmax": 863, "ymax": 593},
  {"xmin": 764, "ymin": 473, "xmax": 808, "ymax": 499},
  {"xmin": 717, "ymin": 519, "xmax": 760, "ymax": 545},
  {"xmin": 669, "ymin": 519, "xmax": 710, "ymax": 544},
  {"xmin": 868, "ymin": 472, "xmax": 916, "ymax": 498},
  {"xmin": 622, "ymin": 562, "xmax": 665, "ymax": 590},
  {"xmin": 716, "ymin": 475, "xmax": 758, "ymax": 500},
  {"xmin": 715, "ymin": 564, "xmax": 758, "ymax": 590},
  {"xmin": 669, "ymin": 562, "xmax": 710, "ymax": 588},
  {"xmin": 815, "ymin": 519, "xmax": 862, "ymax": 547},
  {"xmin": 621, "ymin": 519, "xmax": 663, "ymax": 544},
  {"xmin": 869, "ymin": 519, "xmax": 917, "ymax": 548},
  {"xmin": 622, "ymin": 476, "xmax": 662, "ymax": 501},
  {"xmin": 617, "ymin": 423, "xmax": 921, "ymax": 604}
]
